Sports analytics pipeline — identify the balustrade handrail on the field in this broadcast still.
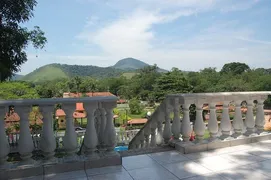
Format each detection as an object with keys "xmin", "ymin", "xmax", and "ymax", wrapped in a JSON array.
[
  {"xmin": 0, "ymin": 96, "xmax": 118, "ymax": 165},
  {"xmin": 0, "ymin": 96, "xmax": 117, "ymax": 106},
  {"xmin": 129, "ymin": 91, "xmax": 271, "ymax": 150}
]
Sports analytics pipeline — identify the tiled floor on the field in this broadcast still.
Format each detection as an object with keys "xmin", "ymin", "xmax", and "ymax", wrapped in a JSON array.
[{"xmin": 12, "ymin": 140, "xmax": 271, "ymax": 180}]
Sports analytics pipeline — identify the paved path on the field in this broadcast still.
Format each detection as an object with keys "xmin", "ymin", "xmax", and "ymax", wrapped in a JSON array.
[{"xmin": 12, "ymin": 140, "xmax": 271, "ymax": 180}]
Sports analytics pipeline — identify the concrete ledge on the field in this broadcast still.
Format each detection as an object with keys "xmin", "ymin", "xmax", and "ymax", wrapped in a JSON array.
[
  {"xmin": 174, "ymin": 133, "xmax": 271, "ymax": 154},
  {"xmin": 0, "ymin": 153, "xmax": 122, "ymax": 180}
]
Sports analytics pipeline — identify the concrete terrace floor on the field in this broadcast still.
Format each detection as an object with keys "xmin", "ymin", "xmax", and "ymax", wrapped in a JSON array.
[{"xmin": 11, "ymin": 140, "xmax": 271, "ymax": 180}]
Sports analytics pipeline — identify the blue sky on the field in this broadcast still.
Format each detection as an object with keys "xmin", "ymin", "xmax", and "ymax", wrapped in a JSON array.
[{"xmin": 21, "ymin": 0, "xmax": 271, "ymax": 75}]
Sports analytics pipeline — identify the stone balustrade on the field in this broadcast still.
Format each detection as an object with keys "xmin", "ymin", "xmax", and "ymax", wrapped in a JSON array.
[
  {"xmin": 0, "ymin": 96, "xmax": 119, "ymax": 169},
  {"xmin": 129, "ymin": 91, "xmax": 271, "ymax": 153}
]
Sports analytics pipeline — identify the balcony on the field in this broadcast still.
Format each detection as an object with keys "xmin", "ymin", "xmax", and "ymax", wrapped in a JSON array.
[{"xmin": 1, "ymin": 91, "xmax": 271, "ymax": 179}]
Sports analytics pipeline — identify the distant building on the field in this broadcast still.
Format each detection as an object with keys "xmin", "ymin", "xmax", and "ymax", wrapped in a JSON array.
[{"xmin": 63, "ymin": 92, "xmax": 115, "ymax": 98}]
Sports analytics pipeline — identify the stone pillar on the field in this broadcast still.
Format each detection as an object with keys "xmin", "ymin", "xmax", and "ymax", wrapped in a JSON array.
[
  {"xmin": 62, "ymin": 104, "xmax": 78, "ymax": 159},
  {"xmin": 83, "ymin": 102, "xmax": 98, "ymax": 159},
  {"xmin": 98, "ymin": 104, "xmax": 107, "ymax": 151},
  {"xmin": 39, "ymin": 105, "xmax": 56, "ymax": 161},
  {"xmin": 232, "ymin": 100, "xmax": 244, "ymax": 138},
  {"xmin": 245, "ymin": 100, "xmax": 255, "ymax": 136},
  {"xmin": 208, "ymin": 103, "xmax": 218, "ymax": 141},
  {"xmin": 194, "ymin": 103, "xmax": 205, "ymax": 143},
  {"xmin": 103, "ymin": 102, "xmax": 117, "ymax": 156},
  {"xmin": 0, "ymin": 106, "xmax": 10, "ymax": 165},
  {"xmin": 17, "ymin": 105, "xmax": 34, "ymax": 163},
  {"xmin": 255, "ymin": 99, "xmax": 265, "ymax": 134},
  {"xmin": 171, "ymin": 98, "xmax": 180, "ymax": 140},
  {"xmin": 220, "ymin": 101, "xmax": 231, "ymax": 140},
  {"xmin": 163, "ymin": 101, "xmax": 171, "ymax": 144},
  {"xmin": 181, "ymin": 103, "xmax": 191, "ymax": 142}
]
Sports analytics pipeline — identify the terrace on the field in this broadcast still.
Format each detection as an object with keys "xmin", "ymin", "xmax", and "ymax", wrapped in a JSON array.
[{"xmin": 1, "ymin": 91, "xmax": 271, "ymax": 180}]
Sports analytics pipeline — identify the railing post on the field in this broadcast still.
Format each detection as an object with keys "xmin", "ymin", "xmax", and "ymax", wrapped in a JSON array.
[
  {"xmin": 232, "ymin": 100, "xmax": 243, "ymax": 138},
  {"xmin": 255, "ymin": 99, "xmax": 265, "ymax": 134},
  {"xmin": 163, "ymin": 101, "xmax": 171, "ymax": 144},
  {"xmin": 83, "ymin": 102, "xmax": 99, "ymax": 159},
  {"xmin": 62, "ymin": 104, "xmax": 78, "ymax": 160},
  {"xmin": 220, "ymin": 101, "xmax": 232, "ymax": 140},
  {"xmin": 0, "ymin": 106, "xmax": 10, "ymax": 166},
  {"xmin": 208, "ymin": 103, "xmax": 218, "ymax": 141},
  {"xmin": 245, "ymin": 100, "xmax": 255, "ymax": 136},
  {"xmin": 98, "ymin": 103, "xmax": 107, "ymax": 152},
  {"xmin": 181, "ymin": 103, "xmax": 191, "ymax": 142},
  {"xmin": 39, "ymin": 105, "xmax": 56, "ymax": 162},
  {"xmin": 194, "ymin": 103, "xmax": 205, "ymax": 143},
  {"xmin": 17, "ymin": 105, "xmax": 35, "ymax": 163},
  {"xmin": 172, "ymin": 97, "xmax": 180, "ymax": 140},
  {"xmin": 103, "ymin": 102, "xmax": 117, "ymax": 156}
]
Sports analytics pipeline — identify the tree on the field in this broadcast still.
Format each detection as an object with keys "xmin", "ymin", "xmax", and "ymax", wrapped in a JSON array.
[
  {"xmin": 220, "ymin": 62, "xmax": 250, "ymax": 75},
  {"xmin": 0, "ymin": 0, "xmax": 47, "ymax": 81},
  {"xmin": 129, "ymin": 98, "xmax": 143, "ymax": 114},
  {"xmin": 153, "ymin": 68, "xmax": 191, "ymax": 101},
  {"xmin": 0, "ymin": 81, "xmax": 39, "ymax": 99}
]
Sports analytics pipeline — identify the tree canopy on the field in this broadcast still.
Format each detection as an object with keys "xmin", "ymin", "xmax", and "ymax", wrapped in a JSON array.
[{"xmin": 0, "ymin": 0, "xmax": 47, "ymax": 81}]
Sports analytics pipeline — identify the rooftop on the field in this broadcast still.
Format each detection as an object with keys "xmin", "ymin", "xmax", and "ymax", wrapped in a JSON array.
[{"xmin": 14, "ymin": 140, "xmax": 271, "ymax": 180}]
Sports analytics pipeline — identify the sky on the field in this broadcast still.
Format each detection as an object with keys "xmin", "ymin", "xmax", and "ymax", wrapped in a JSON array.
[{"xmin": 20, "ymin": 0, "xmax": 271, "ymax": 75}]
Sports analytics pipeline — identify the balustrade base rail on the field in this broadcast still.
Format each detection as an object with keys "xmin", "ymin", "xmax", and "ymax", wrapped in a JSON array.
[
  {"xmin": 119, "ymin": 144, "xmax": 174, "ymax": 157},
  {"xmin": 0, "ymin": 153, "xmax": 121, "ymax": 180},
  {"xmin": 172, "ymin": 133, "xmax": 271, "ymax": 154}
]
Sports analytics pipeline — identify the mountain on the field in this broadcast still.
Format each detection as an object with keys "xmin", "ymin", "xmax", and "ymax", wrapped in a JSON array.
[
  {"xmin": 20, "ymin": 58, "xmax": 168, "ymax": 83},
  {"xmin": 113, "ymin": 58, "xmax": 149, "ymax": 70}
]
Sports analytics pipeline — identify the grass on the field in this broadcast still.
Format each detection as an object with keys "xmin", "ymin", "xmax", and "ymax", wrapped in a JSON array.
[{"xmin": 22, "ymin": 65, "xmax": 68, "ymax": 83}]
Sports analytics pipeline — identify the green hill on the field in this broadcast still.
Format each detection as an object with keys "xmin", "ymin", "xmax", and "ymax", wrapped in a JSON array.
[
  {"xmin": 21, "ymin": 58, "xmax": 168, "ymax": 82},
  {"xmin": 21, "ymin": 64, "xmax": 69, "ymax": 83}
]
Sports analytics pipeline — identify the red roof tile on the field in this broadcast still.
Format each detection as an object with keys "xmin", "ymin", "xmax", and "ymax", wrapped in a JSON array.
[
  {"xmin": 64, "ymin": 92, "xmax": 115, "ymax": 98},
  {"xmin": 127, "ymin": 118, "xmax": 148, "ymax": 125},
  {"xmin": 56, "ymin": 109, "xmax": 66, "ymax": 117},
  {"xmin": 76, "ymin": 103, "xmax": 84, "ymax": 111}
]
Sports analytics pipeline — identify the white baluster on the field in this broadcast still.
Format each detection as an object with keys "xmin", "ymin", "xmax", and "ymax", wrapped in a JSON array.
[
  {"xmin": 144, "ymin": 124, "xmax": 151, "ymax": 148},
  {"xmin": 245, "ymin": 100, "xmax": 255, "ymax": 136},
  {"xmin": 0, "ymin": 106, "xmax": 10, "ymax": 166},
  {"xmin": 17, "ymin": 105, "xmax": 34, "ymax": 163},
  {"xmin": 83, "ymin": 102, "xmax": 98, "ymax": 159},
  {"xmin": 208, "ymin": 103, "xmax": 218, "ymax": 141},
  {"xmin": 232, "ymin": 100, "xmax": 243, "ymax": 138},
  {"xmin": 150, "ymin": 123, "xmax": 157, "ymax": 147},
  {"xmin": 255, "ymin": 99, "xmax": 266, "ymax": 134},
  {"xmin": 220, "ymin": 101, "xmax": 231, "ymax": 140},
  {"xmin": 171, "ymin": 98, "xmax": 180, "ymax": 140},
  {"xmin": 139, "ymin": 131, "xmax": 145, "ymax": 148},
  {"xmin": 62, "ymin": 104, "xmax": 78, "ymax": 160},
  {"xmin": 163, "ymin": 104, "xmax": 171, "ymax": 143},
  {"xmin": 103, "ymin": 102, "xmax": 117, "ymax": 156},
  {"xmin": 156, "ymin": 120, "xmax": 163, "ymax": 145},
  {"xmin": 181, "ymin": 103, "xmax": 192, "ymax": 142},
  {"xmin": 98, "ymin": 104, "xmax": 107, "ymax": 151},
  {"xmin": 39, "ymin": 105, "xmax": 56, "ymax": 161},
  {"xmin": 194, "ymin": 103, "xmax": 205, "ymax": 143}
]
